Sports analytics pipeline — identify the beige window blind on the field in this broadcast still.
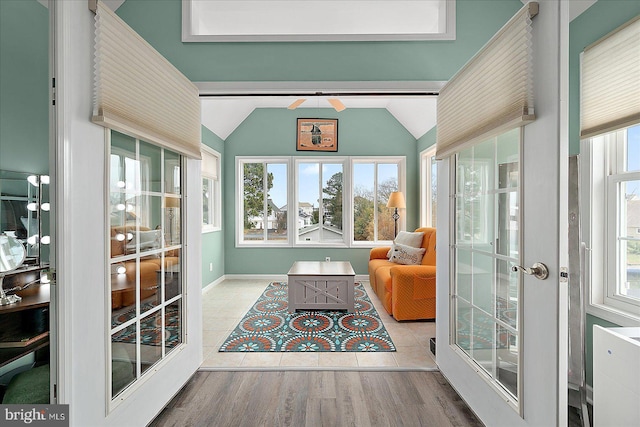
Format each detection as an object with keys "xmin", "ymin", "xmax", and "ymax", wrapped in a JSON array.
[
  {"xmin": 580, "ymin": 15, "xmax": 640, "ymax": 139},
  {"xmin": 436, "ymin": 2, "xmax": 537, "ymax": 159},
  {"xmin": 92, "ymin": 1, "xmax": 201, "ymax": 159},
  {"xmin": 202, "ymin": 149, "xmax": 219, "ymax": 180}
]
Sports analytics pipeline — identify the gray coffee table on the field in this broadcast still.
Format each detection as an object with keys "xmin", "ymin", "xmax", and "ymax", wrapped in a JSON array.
[{"xmin": 287, "ymin": 261, "xmax": 355, "ymax": 313}]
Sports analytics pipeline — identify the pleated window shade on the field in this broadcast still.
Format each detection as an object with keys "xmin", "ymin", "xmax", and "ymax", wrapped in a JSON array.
[
  {"xmin": 436, "ymin": 2, "xmax": 537, "ymax": 159},
  {"xmin": 202, "ymin": 150, "xmax": 219, "ymax": 180},
  {"xmin": 580, "ymin": 16, "xmax": 640, "ymax": 139},
  {"xmin": 92, "ymin": 1, "xmax": 201, "ymax": 159}
]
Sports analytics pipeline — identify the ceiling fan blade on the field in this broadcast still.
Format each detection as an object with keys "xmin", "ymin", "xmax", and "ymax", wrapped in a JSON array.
[
  {"xmin": 328, "ymin": 98, "xmax": 346, "ymax": 112},
  {"xmin": 287, "ymin": 98, "xmax": 307, "ymax": 109}
]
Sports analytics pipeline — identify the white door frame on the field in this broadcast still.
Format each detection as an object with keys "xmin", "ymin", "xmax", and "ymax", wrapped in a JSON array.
[
  {"xmin": 436, "ymin": 0, "xmax": 569, "ymax": 425},
  {"xmin": 53, "ymin": 1, "xmax": 203, "ymax": 424}
]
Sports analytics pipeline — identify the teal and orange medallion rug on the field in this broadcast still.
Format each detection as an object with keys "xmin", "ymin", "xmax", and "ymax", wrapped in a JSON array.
[{"xmin": 219, "ymin": 282, "xmax": 396, "ymax": 352}]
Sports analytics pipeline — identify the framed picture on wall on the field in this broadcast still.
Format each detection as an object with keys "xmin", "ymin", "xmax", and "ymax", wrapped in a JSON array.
[{"xmin": 296, "ymin": 118, "xmax": 338, "ymax": 152}]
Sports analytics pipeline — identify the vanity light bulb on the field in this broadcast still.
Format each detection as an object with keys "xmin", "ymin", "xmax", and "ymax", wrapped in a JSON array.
[
  {"xmin": 27, "ymin": 203, "xmax": 38, "ymax": 211},
  {"xmin": 41, "ymin": 235, "xmax": 51, "ymax": 245},
  {"xmin": 41, "ymin": 203, "xmax": 50, "ymax": 211},
  {"xmin": 116, "ymin": 203, "xmax": 126, "ymax": 211},
  {"xmin": 117, "ymin": 181, "xmax": 126, "ymax": 188},
  {"xmin": 27, "ymin": 235, "xmax": 38, "ymax": 245},
  {"xmin": 27, "ymin": 175, "xmax": 39, "ymax": 186},
  {"xmin": 116, "ymin": 266, "xmax": 126, "ymax": 275},
  {"xmin": 126, "ymin": 204, "xmax": 134, "ymax": 212},
  {"xmin": 127, "ymin": 232, "xmax": 134, "ymax": 240},
  {"xmin": 116, "ymin": 233, "xmax": 125, "ymax": 241},
  {"xmin": 40, "ymin": 273, "xmax": 50, "ymax": 284},
  {"xmin": 41, "ymin": 175, "xmax": 50, "ymax": 185}
]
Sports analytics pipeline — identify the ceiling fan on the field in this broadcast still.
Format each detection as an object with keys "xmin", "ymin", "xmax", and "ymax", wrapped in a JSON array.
[{"xmin": 287, "ymin": 98, "xmax": 346, "ymax": 112}]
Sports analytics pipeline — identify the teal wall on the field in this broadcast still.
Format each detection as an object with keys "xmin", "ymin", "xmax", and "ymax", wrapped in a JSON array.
[
  {"xmin": 201, "ymin": 126, "xmax": 225, "ymax": 288},
  {"xmin": 417, "ymin": 126, "xmax": 437, "ymax": 153},
  {"xmin": 116, "ymin": 0, "xmax": 522, "ymax": 83},
  {"xmin": 224, "ymin": 108, "xmax": 418, "ymax": 275},
  {"xmin": 569, "ymin": 0, "xmax": 640, "ymax": 155},
  {"xmin": 569, "ymin": 0, "xmax": 640, "ymax": 387},
  {"xmin": 0, "ymin": 0, "xmax": 49, "ymax": 174}
]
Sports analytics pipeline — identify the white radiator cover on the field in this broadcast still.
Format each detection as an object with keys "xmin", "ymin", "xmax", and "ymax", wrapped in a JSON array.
[{"xmin": 593, "ymin": 326, "xmax": 640, "ymax": 427}]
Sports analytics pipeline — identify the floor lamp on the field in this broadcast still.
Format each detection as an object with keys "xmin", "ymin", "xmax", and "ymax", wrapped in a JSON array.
[
  {"xmin": 387, "ymin": 191, "xmax": 405, "ymax": 238},
  {"xmin": 164, "ymin": 197, "xmax": 180, "ymax": 244}
]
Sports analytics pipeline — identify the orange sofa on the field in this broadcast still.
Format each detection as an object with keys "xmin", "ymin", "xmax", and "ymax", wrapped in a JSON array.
[
  {"xmin": 110, "ymin": 226, "xmax": 179, "ymax": 310},
  {"xmin": 368, "ymin": 227, "xmax": 436, "ymax": 321}
]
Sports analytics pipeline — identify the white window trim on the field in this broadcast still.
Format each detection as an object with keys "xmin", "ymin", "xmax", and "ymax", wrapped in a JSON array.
[
  {"xmin": 236, "ymin": 156, "xmax": 292, "ymax": 247},
  {"xmin": 581, "ymin": 136, "xmax": 640, "ymax": 327},
  {"xmin": 294, "ymin": 157, "xmax": 350, "ymax": 247},
  {"xmin": 235, "ymin": 155, "xmax": 405, "ymax": 248},
  {"xmin": 350, "ymin": 156, "xmax": 406, "ymax": 247},
  {"xmin": 420, "ymin": 146, "xmax": 437, "ymax": 227},
  {"xmin": 201, "ymin": 145, "xmax": 221, "ymax": 233}
]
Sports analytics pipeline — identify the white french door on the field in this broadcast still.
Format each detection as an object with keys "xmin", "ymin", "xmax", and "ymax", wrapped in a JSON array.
[{"xmin": 436, "ymin": 1, "xmax": 569, "ymax": 426}]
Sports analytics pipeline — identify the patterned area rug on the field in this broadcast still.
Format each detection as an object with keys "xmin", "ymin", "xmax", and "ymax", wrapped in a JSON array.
[
  {"xmin": 219, "ymin": 282, "xmax": 396, "ymax": 352},
  {"xmin": 112, "ymin": 303, "xmax": 181, "ymax": 348}
]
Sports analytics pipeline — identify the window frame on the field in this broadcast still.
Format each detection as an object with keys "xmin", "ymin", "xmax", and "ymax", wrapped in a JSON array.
[
  {"xmin": 582, "ymin": 127, "xmax": 640, "ymax": 326},
  {"xmin": 201, "ymin": 146, "xmax": 221, "ymax": 233},
  {"xmin": 294, "ymin": 157, "xmax": 350, "ymax": 247},
  {"xmin": 235, "ymin": 155, "xmax": 406, "ymax": 248},
  {"xmin": 236, "ymin": 157, "xmax": 292, "ymax": 247},
  {"xmin": 420, "ymin": 146, "xmax": 437, "ymax": 227},
  {"xmin": 350, "ymin": 156, "xmax": 406, "ymax": 247}
]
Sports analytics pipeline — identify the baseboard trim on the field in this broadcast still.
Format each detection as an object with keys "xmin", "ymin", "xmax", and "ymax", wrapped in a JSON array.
[
  {"xmin": 198, "ymin": 366, "xmax": 440, "ymax": 373},
  {"xmin": 201, "ymin": 276, "xmax": 226, "ymax": 294},
  {"xmin": 220, "ymin": 274, "xmax": 370, "ymax": 282}
]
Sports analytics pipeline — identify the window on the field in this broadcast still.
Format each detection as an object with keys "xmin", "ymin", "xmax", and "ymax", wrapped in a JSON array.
[
  {"xmin": 237, "ymin": 158, "xmax": 289, "ymax": 245},
  {"xmin": 202, "ymin": 147, "xmax": 221, "ymax": 232},
  {"xmin": 295, "ymin": 159, "xmax": 346, "ymax": 245},
  {"xmin": 108, "ymin": 130, "xmax": 184, "ymax": 400},
  {"xmin": 236, "ymin": 156, "xmax": 404, "ymax": 247},
  {"xmin": 352, "ymin": 158, "xmax": 404, "ymax": 244},
  {"xmin": 420, "ymin": 147, "xmax": 437, "ymax": 227},
  {"xmin": 584, "ymin": 124, "xmax": 640, "ymax": 321}
]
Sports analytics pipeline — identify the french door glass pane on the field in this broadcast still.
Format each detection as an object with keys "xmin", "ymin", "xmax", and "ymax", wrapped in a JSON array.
[
  {"xmin": 454, "ymin": 129, "xmax": 520, "ymax": 401},
  {"xmin": 109, "ymin": 132, "xmax": 184, "ymax": 400}
]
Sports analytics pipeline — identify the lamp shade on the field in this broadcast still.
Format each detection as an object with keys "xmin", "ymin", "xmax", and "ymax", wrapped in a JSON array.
[
  {"xmin": 164, "ymin": 197, "xmax": 180, "ymax": 208},
  {"xmin": 387, "ymin": 191, "xmax": 406, "ymax": 209}
]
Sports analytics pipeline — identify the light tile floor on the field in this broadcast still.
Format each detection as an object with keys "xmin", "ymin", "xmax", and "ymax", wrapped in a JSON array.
[{"xmin": 201, "ymin": 279, "xmax": 437, "ymax": 370}]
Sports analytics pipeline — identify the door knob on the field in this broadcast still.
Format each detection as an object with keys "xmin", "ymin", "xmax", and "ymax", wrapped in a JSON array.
[{"xmin": 511, "ymin": 262, "xmax": 549, "ymax": 280}]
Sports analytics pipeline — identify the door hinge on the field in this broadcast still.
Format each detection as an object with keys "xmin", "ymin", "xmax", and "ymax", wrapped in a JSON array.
[
  {"xmin": 560, "ymin": 267, "xmax": 568, "ymax": 283},
  {"xmin": 53, "ymin": 383, "xmax": 57, "ymax": 399},
  {"xmin": 52, "ymin": 77, "xmax": 56, "ymax": 106},
  {"xmin": 46, "ymin": 268, "xmax": 57, "ymax": 286}
]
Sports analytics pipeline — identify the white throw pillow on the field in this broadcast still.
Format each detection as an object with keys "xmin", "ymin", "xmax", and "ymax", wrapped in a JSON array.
[
  {"xmin": 387, "ymin": 231, "xmax": 425, "ymax": 258},
  {"xmin": 389, "ymin": 243, "xmax": 426, "ymax": 265}
]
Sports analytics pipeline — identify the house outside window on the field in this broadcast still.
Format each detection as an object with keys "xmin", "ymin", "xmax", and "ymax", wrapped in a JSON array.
[
  {"xmin": 236, "ymin": 156, "xmax": 405, "ymax": 248},
  {"xmin": 202, "ymin": 146, "xmax": 221, "ymax": 232},
  {"xmin": 583, "ymin": 124, "xmax": 640, "ymax": 321}
]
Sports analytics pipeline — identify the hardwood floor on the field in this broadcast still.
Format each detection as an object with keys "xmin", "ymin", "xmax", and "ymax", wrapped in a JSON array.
[{"xmin": 150, "ymin": 370, "xmax": 483, "ymax": 427}]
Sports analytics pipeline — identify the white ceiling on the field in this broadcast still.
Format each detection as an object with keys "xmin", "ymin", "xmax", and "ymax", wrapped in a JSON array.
[{"xmin": 200, "ymin": 95, "xmax": 439, "ymax": 140}]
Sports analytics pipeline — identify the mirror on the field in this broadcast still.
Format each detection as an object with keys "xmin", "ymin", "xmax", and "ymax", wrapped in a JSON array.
[
  {"xmin": 0, "ymin": 234, "xmax": 26, "ymax": 305},
  {"xmin": 0, "ymin": 170, "xmax": 50, "ymax": 266}
]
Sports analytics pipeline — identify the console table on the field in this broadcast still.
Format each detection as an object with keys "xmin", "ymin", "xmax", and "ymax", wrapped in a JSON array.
[{"xmin": 287, "ymin": 261, "xmax": 355, "ymax": 313}]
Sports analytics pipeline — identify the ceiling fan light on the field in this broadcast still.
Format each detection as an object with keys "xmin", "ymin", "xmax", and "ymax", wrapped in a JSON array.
[
  {"xmin": 328, "ymin": 98, "xmax": 346, "ymax": 112},
  {"xmin": 288, "ymin": 99, "xmax": 306, "ymax": 109}
]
